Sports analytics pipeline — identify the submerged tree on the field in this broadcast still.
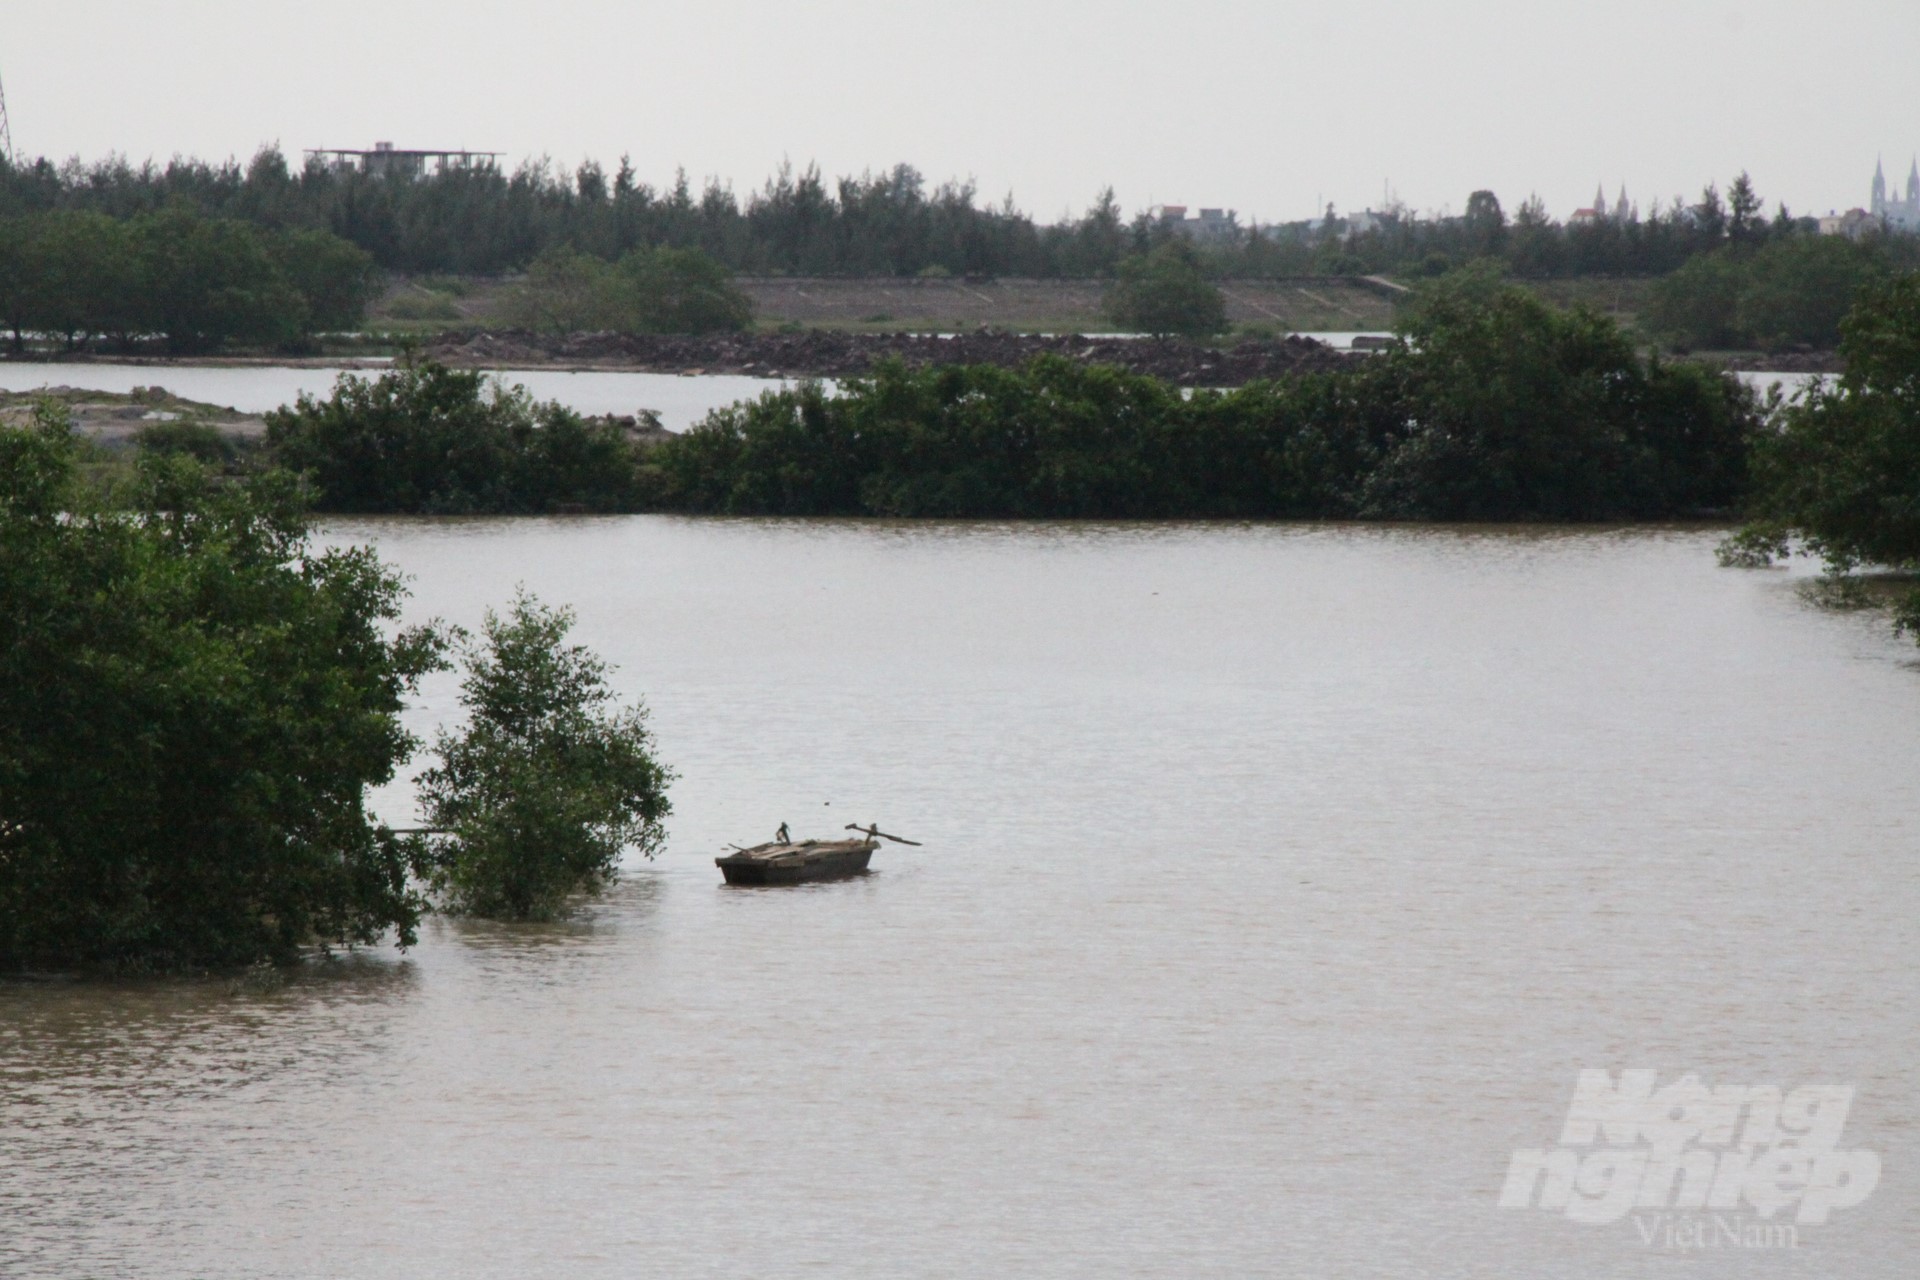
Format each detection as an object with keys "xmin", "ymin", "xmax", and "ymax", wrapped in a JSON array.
[
  {"xmin": 1357, "ymin": 266, "xmax": 1755, "ymax": 520},
  {"xmin": 1724, "ymin": 274, "xmax": 1920, "ymax": 637},
  {"xmin": 265, "ymin": 358, "xmax": 645, "ymax": 514},
  {"xmin": 649, "ymin": 275, "xmax": 1756, "ymax": 522},
  {"xmin": 0, "ymin": 406, "xmax": 444, "ymax": 971},
  {"xmin": 416, "ymin": 594, "xmax": 672, "ymax": 920}
]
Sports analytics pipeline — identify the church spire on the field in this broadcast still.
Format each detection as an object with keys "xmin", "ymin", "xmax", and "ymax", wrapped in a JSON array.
[
  {"xmin": 1907, "ymin": 156, "xmax": 1918, "ymax": 203},
  {"xmin": 1873, "ymin": 156, "xmax": 1887, "ymax": 211}
]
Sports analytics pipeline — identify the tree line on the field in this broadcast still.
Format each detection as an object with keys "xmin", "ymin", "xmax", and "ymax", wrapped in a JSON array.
[
  {"xmin": 0, "ymin": 203, "xmax": 377, "ymax": 352},
  {"xmin": 649, "ymin": 274, "xmax": 1754, "ymax": 521},
  {"xmin": 1325, "ymin": 175, "xmax": 1811, "ymax": 279},
  {"xmin": 251, "ymin": 272, "xmax": 1755, "ymax": 522},
  {"xmin": 1647, "ymin": 233, "xmax": 1913, "ymax": 351},
  {"xmin": 0, "ymin": 147, "xmax": 1888, "ymax": 283}
]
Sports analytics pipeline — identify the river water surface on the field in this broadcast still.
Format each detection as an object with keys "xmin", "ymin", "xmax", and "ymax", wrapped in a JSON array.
[
  {"xmin": 3, "ymin": 521, "xmax": 1920, "ymax": 1280},
  {"xmin": 3, "ymin": 517, "xmax": 1916, "ymax": 1278}
]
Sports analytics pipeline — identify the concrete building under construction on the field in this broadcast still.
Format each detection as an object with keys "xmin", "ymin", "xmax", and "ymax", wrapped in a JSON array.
[{"xmin": 304, "ymin": 142, "xmax": 500, "ymax": 179}]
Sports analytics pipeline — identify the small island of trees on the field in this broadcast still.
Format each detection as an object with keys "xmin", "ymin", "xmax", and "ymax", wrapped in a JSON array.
[
  {"xmin": 247, "ymin": 272, "xmax": 1756, "ymax": 523},
  {"xmin": 0, "ymin": 411, "xmax": 671, "ymax": 972}
]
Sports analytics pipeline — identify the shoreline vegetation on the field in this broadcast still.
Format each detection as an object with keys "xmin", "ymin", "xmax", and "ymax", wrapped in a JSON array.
[
  {"xmin": 2, "ymin": 146, "xmax": 1901, "ymax": 292},
  {"xmin": 1720, "ymin": 273, "xmax": 1920, "ymax": 632},
  {"xmin": 193, "ymin": 274, "xmax": 1761, "ymax": 522},
  {"xmin": 6, "ymin": 272, "xmax": 1918, "ymax": 974},
  {"xmin": 0, "ymin": 408, "xmax": 670, "ymax": 972},
  {"xmin": 36, "ymin": 267, "xmax": 1917, "ymax": 529}
]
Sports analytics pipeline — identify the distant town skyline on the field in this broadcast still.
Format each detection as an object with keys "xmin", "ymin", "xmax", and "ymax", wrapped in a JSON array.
[{"xmin": 9, "ymin": 0, "xmax": 1918, "ymax": 226}]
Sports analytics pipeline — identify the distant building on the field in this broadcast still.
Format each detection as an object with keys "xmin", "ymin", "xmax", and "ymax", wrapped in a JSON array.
[
  {"xmin": 304, "ymin": 141, "xmax": 502, "ymax": 179},
  {"xmin": 1819, "ymin": 208, "xmax": 1878, "ymax": 239},
  {"xmin": 1570, "ymin": 183, "xmax": 1634, "ymax": 226},
  {"xmin": 1155, "ymin": 204, "xmax": 1239, "ymax": 242},
  {"xmin": 1869, "ymin": 157, "xmax": 1920, "ymax": 231}
]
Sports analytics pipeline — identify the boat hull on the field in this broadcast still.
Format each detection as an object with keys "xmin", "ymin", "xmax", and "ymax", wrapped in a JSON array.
[{"xmin": 716, "ymin": 842, "xmax": 875, "ymax": 886}]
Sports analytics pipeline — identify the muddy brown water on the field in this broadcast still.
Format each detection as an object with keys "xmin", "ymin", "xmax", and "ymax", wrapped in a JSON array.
[{"xmin": 3, "ymin": 519, "xmax": 1917, "ymax": 1278}]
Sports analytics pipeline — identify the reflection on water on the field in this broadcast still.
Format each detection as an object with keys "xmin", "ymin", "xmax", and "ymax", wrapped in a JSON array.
[{"xmin": 4, "ymin": 519, "xmax": 1917, "ymax": 1279}]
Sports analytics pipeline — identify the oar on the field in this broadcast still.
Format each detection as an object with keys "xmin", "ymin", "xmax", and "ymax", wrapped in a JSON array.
[{"xmin": 846, "ymin": 823, "xmax": 922, "ymax": 846}]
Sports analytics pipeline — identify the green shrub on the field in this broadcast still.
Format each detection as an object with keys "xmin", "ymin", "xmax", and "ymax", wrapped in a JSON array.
[
  {"xmin": 134, "ymin": 419, "xmax": 241, "ymax": 466},
  {"xmin": 502, "ymin": 245, "xmax": 754, "ymax": 335},
  {"xmin": 501, "ymin": 248, "xmax": 619, "ymax": 334},
  {"xmin": 613, "ymin": 246, "xmax": 755, "ymax": 334},
  {"xmin": 384, "ymin": 293, "xmax": 462, "ymax": 323},
  {"xmin": 1103, "ymin": 242, "xmax": 1227, "ymax": 338},
  {"xmin": 1651, "ymin": 236, "xmax": 1889, "ymax": 351},
  {"xmin": 1363, "ymin": 269, "xmax": 1755, "ymax": 519},
  {"xmin": 1737, "ymin": 237, "xmax": 1885, "ymax": 349},
  {"xmin": 652, "ymin": 275, "xmax": 1757, "ymax": 521},
  {"xmin": 1647, "ymin": 252, "xmax": 1746, "ymax": 349},
  {"xmin": 265, "ymin": 358, "xmax": 645, "ymax": 513},
  {"xmin": 416, "ymin": 594, "xmax": 671, "ymax": 920},
  {"xmin": 1731, "ymin": 273, "xmax": 1920, "ymax": 580}
]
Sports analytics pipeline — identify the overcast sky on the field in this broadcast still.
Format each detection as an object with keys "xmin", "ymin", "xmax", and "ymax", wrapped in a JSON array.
[{"xmin": 10, "ymin": 1, "xmax": 1918, "ymax": 225}]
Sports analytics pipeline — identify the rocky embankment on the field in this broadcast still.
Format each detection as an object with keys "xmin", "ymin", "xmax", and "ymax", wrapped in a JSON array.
[
  {"xmin": 1704, "ymin": 351, "xmax": 1845, "ymax": 375},
  {"xmin": 0, "ymin": 385, "xmax": 266, "ymax": 446},
  {"xmin": 422, "ymin": 329, "xmax": 1359, "ymax": 386}
]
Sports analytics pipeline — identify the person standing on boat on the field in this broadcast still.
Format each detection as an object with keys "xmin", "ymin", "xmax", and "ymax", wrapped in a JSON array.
[{"xmin": 776, "ymin": 821, "xmax": 791, "ymax": 844}]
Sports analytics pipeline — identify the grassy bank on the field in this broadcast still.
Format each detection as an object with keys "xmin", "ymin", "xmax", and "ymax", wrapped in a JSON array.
[{"xmin": 363, "ymin": 273, "xmax": 1403, "ymax": 337}]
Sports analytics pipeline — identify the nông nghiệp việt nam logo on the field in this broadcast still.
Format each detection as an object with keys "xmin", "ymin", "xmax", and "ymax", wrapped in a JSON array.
[{"xmin": 1499, "ymin": 1070, "xmax": 1879, "ymax": 1248}]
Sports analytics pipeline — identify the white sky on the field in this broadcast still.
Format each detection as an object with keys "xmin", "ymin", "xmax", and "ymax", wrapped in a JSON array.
[{"xmin": 9, "ymin": 0, "xmax": 1918, "ymax": 225}]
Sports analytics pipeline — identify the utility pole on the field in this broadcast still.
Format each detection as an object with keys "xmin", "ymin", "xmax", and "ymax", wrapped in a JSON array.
[{"xmin": 0, "ymin": 69, "xmax": 13, "ymax": 166}]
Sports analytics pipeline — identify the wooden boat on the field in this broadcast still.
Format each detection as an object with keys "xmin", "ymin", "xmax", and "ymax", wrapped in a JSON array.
[
  {"xmin": 715, "ymin": 838, "xmax": 876, "ymax": 886},
  {"xmin": 715, "ymin": 825, "xmax": 920, "ymax": 886}
]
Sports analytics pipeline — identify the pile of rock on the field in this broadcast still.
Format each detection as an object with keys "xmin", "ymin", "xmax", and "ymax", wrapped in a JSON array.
[{"xmin": 424, "ymin": 329, "xmax": 1359, "ymax": 386}]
